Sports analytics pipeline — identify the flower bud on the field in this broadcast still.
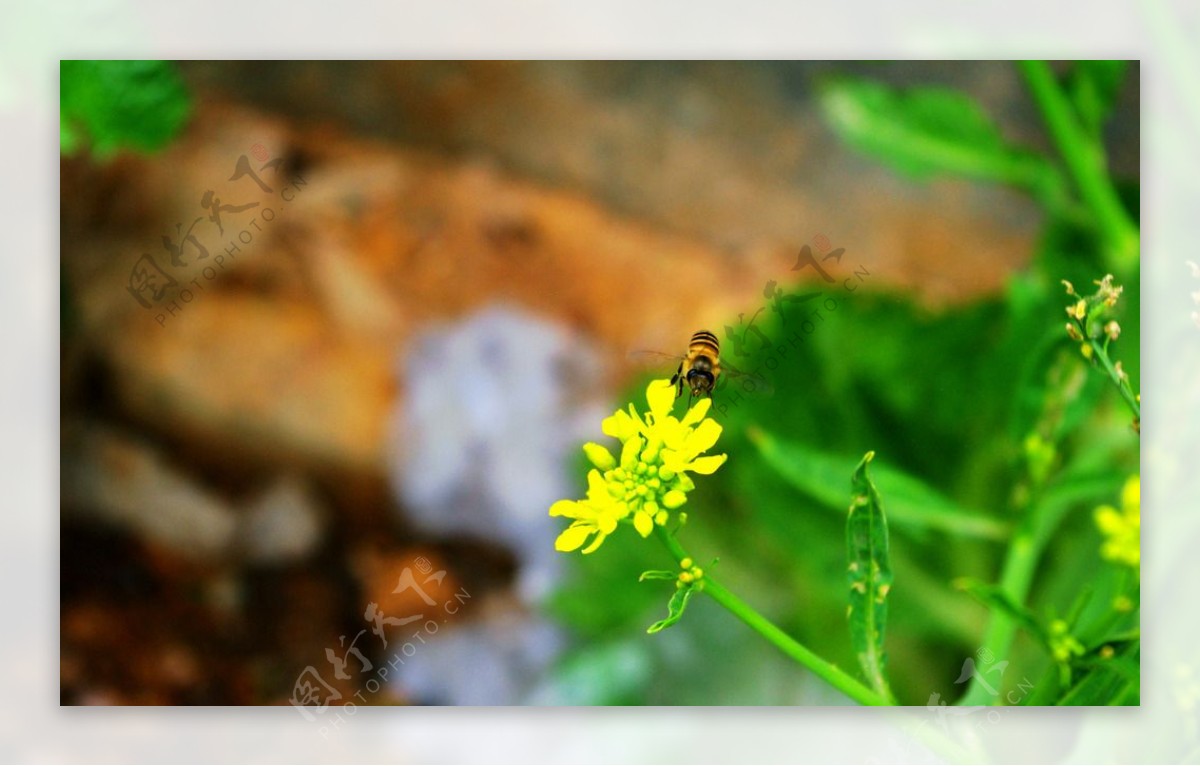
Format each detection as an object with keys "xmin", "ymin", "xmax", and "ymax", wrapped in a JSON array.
[
  {"xmin": 662, "ymin": 489, "xmax": 688, "ymax": 509},
  {"xmin": 583, "ymin": 442, "xmax": 616, "ymax": 471}
]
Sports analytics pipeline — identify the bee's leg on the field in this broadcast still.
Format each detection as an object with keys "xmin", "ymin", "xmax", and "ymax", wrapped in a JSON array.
[{"xmin": 672, "ymin": 363, "xmax": 683, "ymax": 398}]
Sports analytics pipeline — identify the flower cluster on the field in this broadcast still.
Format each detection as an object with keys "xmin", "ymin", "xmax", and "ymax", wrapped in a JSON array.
[
  {"xmin": 1063, "ymin": 275, "xmax": 1124, "ymax": 359},
  {"xmin": 1094, "ymin": 474, "xmax": 1140, "ymax": 569},
  {"xmin": 550, "ymin": 379, "xmax": 727, "ymax": 554},
  {"xmin": 1048, "ymin": 619, "xmax": 1086, "ymax": 664},
  {"xmin": 674, "ymin": 556, "xmax": 705, "ymax": 588}
]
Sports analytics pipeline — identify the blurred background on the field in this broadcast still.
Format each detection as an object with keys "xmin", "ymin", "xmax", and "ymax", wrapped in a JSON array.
[{"xmin": 59, "ymin": 61, "xmax": 1140, "ymax": 707}]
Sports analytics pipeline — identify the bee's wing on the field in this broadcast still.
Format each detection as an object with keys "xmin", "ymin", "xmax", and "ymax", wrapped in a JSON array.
[
  {"xmin": 719, "ymin": 359, "xmax": 776, "ymax": 396},
  {"xmin": 627, "ymin": 349, "xmax": 686, "ymax": 367}
]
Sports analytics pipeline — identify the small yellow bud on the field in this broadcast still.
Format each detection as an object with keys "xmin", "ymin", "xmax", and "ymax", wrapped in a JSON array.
[
  {"xmin": 1105, "ymin": 321, "xmax": 1121, "ymax": 341},
  {"xmin": 662, "ymin": 489, "xmax": 688, "ymax": 509},
  {"xmin": 680, "ymin": 557, "xmax": 693, "ymax": 569},
  {"xmin": 691, "ymin": 567, "xmax": 704, "ymax": 579},
  {"xmin": 1061, "ymin": 279, "xmax": 1075, "ymax": 295},
  {"xmin": 1081, "ymin": 343, "xmax": 1094, "ymax": 359},
  {"xmin": 679, "ymin": 571, "xmax": 694, "ymax": 584},
  {"xmin": 1066, "ymin": 322, "xmax": 1083, "ymax": 341},
  {"xmin": 1074, "ymin": 299, "xmax": 1088, "ymax": 319},
  {"xmin": 1114, "ymin": 361, "xmax": 1128, "ymax": 383},
  {"xmin": 583, "ymin": 442, "xmax": 617, "ymax": 471},
  {"xmin": 1099, "ymin": 645, "xmax": 1115, "ymax": 659}
]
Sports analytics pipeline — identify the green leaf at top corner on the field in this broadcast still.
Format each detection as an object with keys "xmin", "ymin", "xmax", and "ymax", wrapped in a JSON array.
[
  {"xmin": 817, "ymin": 77, "xmax": 1064, "ymax": 204},
  {"xmin": 1065, "ymin": 61, "xmax": 1129, "ymax": 138},
  {"xmin": 60, "ymin": 60, "xmax": 192, "ymax": 158}
]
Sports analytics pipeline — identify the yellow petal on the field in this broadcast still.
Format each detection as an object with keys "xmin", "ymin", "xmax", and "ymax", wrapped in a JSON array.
[
  {"xmin": 633, "ymin": 510, "xmax": 654, "ymax": 537},
  {"xmin": 621, "ymin": 435, "xmax": 644, "ymax": 470},
  {"xmin": 581, "ymin": 531, "xmax": 608, "ymax": 554},
  {"xmin": 685, "ymin": 454, "xmax": 727, "ymax": 475},
  {"xmin": 602, "ymin": 410, "xmax": 636, "ymax": 441},
  {"xmin": 586, "ymin": 469, "xmax": 609, "ymax": 500},
  {"xmin": 681, "ymin": 397, "xmax": 712, "ymax": 426},
  {"xmin": 646, "ymin": 379, "xmax": 677, "ymax": 421},
  {"xmin": 555, "ymin": 525, "xmax": 592, "ymax": 552},
  {"xmin": 583, "ymin": 442, "xmax": 617, "ymax": 471},
  {"xmin": 598, "ymin": 514, "xmax": 618, "ymax": 534},
  {"xmin": 683, "ymin": 418, "xmax": 722, "ymax": 456},
  {"xmin": 662, "ymin": 489, "xmax": 688, "ymax": 509},
  {"xmin": 1094, "ymin": 506, "xmax": 1123, "ymax": 534},
  {"xmin": 1121, "ymin": 475, "xmax": 1140, "ymax": 514},
  {"xmin": 549, "ymin": 499, "xmax": 580, "ymax": 518}
]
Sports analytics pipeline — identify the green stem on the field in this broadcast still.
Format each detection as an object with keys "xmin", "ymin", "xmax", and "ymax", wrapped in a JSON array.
[
  {"xmin": 1090, "ymin": 338, "xmax": 1141, "ymax": 424},
  {"xmin": 653, "ymin": 526, "xmax": 892, "ymax": 706},
  {"xmin": 1018, "ymin": 60, "xmax": 1139, "ymax": 273}
]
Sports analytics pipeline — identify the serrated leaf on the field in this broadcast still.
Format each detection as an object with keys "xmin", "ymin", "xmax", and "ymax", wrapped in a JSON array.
[
  {"xmin": 750, "ymin": 428, "xmax": 1009, "ymax": 541},
  {"xmin": 818, "ymin": 78, "xmax": 1064, "ymax": 204},
  {"xmin": 846, "ymin": 452, "xmax": 894, "ymax": 701},
  {"xmin": 647, "ymin": 583, "xmax": 698, "ymax": 634}
]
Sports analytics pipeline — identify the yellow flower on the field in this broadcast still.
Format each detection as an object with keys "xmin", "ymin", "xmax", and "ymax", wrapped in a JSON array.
[
  {"xmin": 550, "ymin": 379, "xmax": 727, "ymax": 554},
  {"xmin": 1094, "ymin": 475, "xmax": 1139, "ymax": 568}
]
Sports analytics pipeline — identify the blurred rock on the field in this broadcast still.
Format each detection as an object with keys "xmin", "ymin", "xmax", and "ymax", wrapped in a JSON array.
[
  {"xmin": 387, "ymin": 593, "xmax": 563, "ymax": 706},
  {"xmin": 182, "ymin": 62, "xmax": 1053, "ymax": 305},
  {"xmin": 238, "ymin": 475, "xmax": 324, "ymax": 565},
  {"xmin": 392, "ymin": 304, "xmax": 608, "ymax": 603},
  {"xmin": 62, "ymin": 421, "xmax": 239, "ymax": 561},
  {"xmin": 62, "ymin": 100, "xmax": 797, "ymax": 481}
]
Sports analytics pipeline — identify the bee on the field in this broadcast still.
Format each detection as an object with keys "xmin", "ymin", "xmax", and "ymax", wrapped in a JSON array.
[{"xmin": 630, "ymin": 329, "xmax": 772, "ymax": 406}]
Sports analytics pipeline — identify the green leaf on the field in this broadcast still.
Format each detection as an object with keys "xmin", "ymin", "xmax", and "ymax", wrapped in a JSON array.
[
  {"xmin": 647, "ymin": 583, "xmax": 699, "ymax": 634},
  {"xmin": 749, "ymin": 428, "xmax": 1010, "ymax": 541},
  {"xmin": 846, "ymin": 452, "xmax": 895, "ymax": 702},
  {"xmin": 638, "ymin": 570, "xmax": 678, "ymax": 582},
  {"xmin": 956, "ymin": 577, "xmax": 1051, "ymax": 647},
  {"xmin": 1056, "ymin": 641, "xmax": 1139, "ymax": 705},
  {"xmin": 60, "ymin": 60, "xmax": 192, "ymax": 157},
  {"xmin": 1065, "ymin": 61, "xmax": 1129, "ymax": 138},
  {"xmin": 818, "ymin": 77, "xmax": 1065, "ymax": 204}
]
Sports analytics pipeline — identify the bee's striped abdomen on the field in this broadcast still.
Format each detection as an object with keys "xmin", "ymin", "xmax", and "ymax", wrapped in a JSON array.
[{"xmin": 689, "ymin": 329, "xmax": 720, "ymax": 359}]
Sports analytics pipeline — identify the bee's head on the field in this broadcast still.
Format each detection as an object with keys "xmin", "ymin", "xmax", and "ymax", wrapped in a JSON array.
[{"xmin": 687, "ymin": 369, "xmax": 715, "ymax": 398}]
